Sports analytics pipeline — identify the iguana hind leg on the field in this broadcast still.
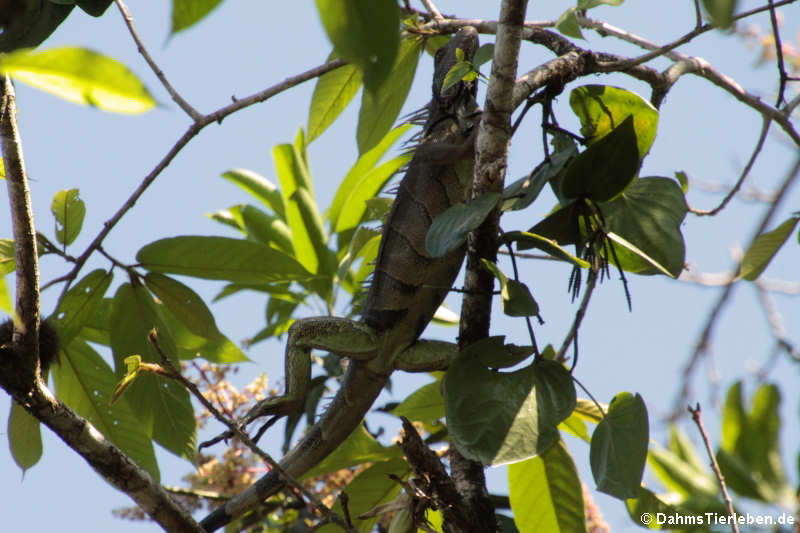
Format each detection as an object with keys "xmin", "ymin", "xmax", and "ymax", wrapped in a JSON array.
[
  {"xmin": 241, "ymin": 317, "xmax": 378, "ymax": 426},
  {"xmin": 393, "ymin": 340, "xmax": 458, "ymax": 372}
]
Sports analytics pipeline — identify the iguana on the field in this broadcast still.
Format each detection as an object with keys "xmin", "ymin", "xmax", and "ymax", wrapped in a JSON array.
[{"xmin": 200, "ymin": 27, "xmax": 481, "ymax": 532}]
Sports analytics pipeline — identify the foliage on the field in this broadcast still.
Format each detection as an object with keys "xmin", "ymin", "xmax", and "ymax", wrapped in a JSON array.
[{"xmin": 1, "ymin": 1, "xmax": 799, "ymax": 533}]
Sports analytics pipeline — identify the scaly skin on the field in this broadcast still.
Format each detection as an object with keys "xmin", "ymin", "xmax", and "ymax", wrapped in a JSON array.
[{"xmin": 200, "ymin": 27, "xmax": 480, "ymax": 532}]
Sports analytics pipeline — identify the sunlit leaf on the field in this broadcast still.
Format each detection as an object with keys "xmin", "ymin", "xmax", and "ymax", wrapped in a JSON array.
[
  {"xmin": 308, "ymin": 53, "xmax": 363, "ymax": 143},
  {"xmin": 8, "ymin": 403, "xmax": 43, "ymax": 472},
  {"xmin": 509, "ymin": 440, "xmax": 586, "ymax": 533},
  {"xmin": 1, "ymin": 47, "xmax": 156, "ymax": 113},
  {"xmin": 50, "ymin": 269, "xmax": 112, "ymax": 346},
  {"xmin": 555, "ymin": 8, "xmax": 583, "ymax": 39},
  {"xmin": 51, "ymin": 189, "xmax": 85, "ymax": 246},
  {"xmin": 303, "ymin": 424, "xmax": 401, "ymax": 478},
  {"xmin": 702, "ymin": 0, "xmax": 739, "ymax": 29},
  {"xmin": 739, "ymin": 215, "xmax": 800, "ymax": 281}
]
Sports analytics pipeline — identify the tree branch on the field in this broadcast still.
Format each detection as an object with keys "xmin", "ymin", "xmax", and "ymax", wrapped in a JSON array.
[{"xmin": 1, "ymin": 74, "xmax": 40, "ymax": 378}]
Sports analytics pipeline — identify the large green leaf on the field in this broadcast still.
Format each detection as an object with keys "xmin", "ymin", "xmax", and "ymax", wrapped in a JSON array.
[
  {"xmin": 590, "ymin": 392, "xmax": 648, "ymax": 499},
  {"xmin": 170, "ymin": 0, "xmax": 223, "ymax": 34},
  {"xmin": 329, "ymin": 123, "xmax": 411, "ymax": 231},
  {"xmin": 307, "ymin": 53, "xmax": 363, "ymax": 143},
  {"xmin": 719, "ymin": 382, "xmax": 792, "ymax": 505},
  {"xmin": 509, "ymin": 440, "xmax": 586, "ymax": 533},
  {"xmin": 739, "ymin": 215, "xmax": 800, "ymax": 280},
  {"xmin": 143, "ymin": 273, "xmax": 247, "ymax": 362},
  {"xmin": 599, "ymin": 177, "xmax": 688, "ymax": 277},
  {"xmin": 50, "ymin": 188, "xmax": 85, "ymax": 246},
  {"xmin": 220, "ymin": 169, "xmax": 286, "ymax": 220},
  {"xmin": 50, "ymin": 269, "xmax": 112, "ymax": 346},
  {"xmin": 315, "ymin": 0, "xmax": 399, "ymax": 92},
  {"xmin": 0, "ymin": 47, "xmax": 156, "ymax": 113},
  {"xmin": 53, "ymin": 338, "xmax": 160, "ymax": 478},
  {"xmin": 272, "ymin": 132, "xmax": 330, "ymax": 277},
  {"xmin": 569, "ymin": 85, "xmax": 659, "ymax": 158},
  {"xmin": 315, "ymin": 458, "xmax": 408, "ymax": 533},
  {"xmin": 560, "ymin": 115, "xmax": 640, "ymax": 202},
  {"xmin": 625, "ymin": 486, "xmax": 693, "ymax": 530},
  {"xmin": 303, "ymin": 424, "xmax": 401, "ymax": 478},
  {"xmin": 444, "ymin": 356, "xmax": 575, "ymax": 465},
  {"xmin": 239, "ymin": 205, "xmax": 293, "ymax": 253},
  {"xmin": 426, "ymin": 193, "xmax": 500, "ymax": 257},
  {"xmin": 503, "ymin": 138, "xmax": 577, "ymax": 211},
  {"xmin": 391, "ymin": 380, "xmax": 444, "ymax": 424},
  {"xmin": 137, "ymin": 236, "xmax": 312, "ymax": 283},
  {"xmin": 648, "ymin": 445, "xmax": 718, "ymax": 498},
  {"xmin": 8, "ymin": 402, "xmax": 43, "ymax": 473},
  {"xmin": 357, "ymin": 36, "xmax": 422, "ymax": 154},
  {"xmin": 335, "ymin": 154, "xmax": 410, "ymax": 233},
  {"xmin": 499, "ymin": 231, "xmax": 589, "ymax": 268},
  {"xmin": 109, "ymin": 283, "xmax": 196, "ymax": 463}
]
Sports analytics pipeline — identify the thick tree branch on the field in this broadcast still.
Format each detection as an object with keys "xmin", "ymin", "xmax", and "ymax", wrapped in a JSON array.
[{"xmin": 1, "ymin": 74, "xmax": 40, "ymax": 378}]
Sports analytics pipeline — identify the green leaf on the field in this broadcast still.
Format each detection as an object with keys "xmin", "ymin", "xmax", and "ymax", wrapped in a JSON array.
[
  {"xmin": 272, "ymin": 134, "xmax": 330, "ymax": 277},
  {"xmin": 569, "ymin": 85, "xmax": 659, "ymax": 158},
  {"xmin": 590, "ymin": 392, "xmax": 648, "ymax": 499},
  {"xmin": 337, "ymin": 226, "xmax": 381, "ymax": 283},
  {"xmin": 674, "ymin": 171, "xmax": 689, "ymax": 194},
  {"xmin": 578, "ymin": 0, "xmax": 624, "ymax": 7},
  {"xmin": 303, "ymin": 424, "xmax": 401, "ymax": 478},
  {"xmin": 441, "ymin": 59, "xmax": 477, "ymax": 95},
  {"xmin": 239, "ymin": 205, "xmax": 293, "ymax": 253},
  {"xmin": 170, "ymin": 0, "xmax": 223, "ymax": 34},
  {"xmin": 357, "ymin": 36, "xmax": 422, "ymax": 154},
  {"xmin": 50, "ymin": 269, "xmax": 112, "ymax": 346},
  {"xmin": 53, "ymin": 338, "xmax": 160, "ymax": 478},
  {"xmin": 719, "ymin": 382, "xmax": 792, "ymax": 504},
  {"xmin": 8, "ymin": 402, "xmax": 43, "ymax": 472},
  {"xmin": 509, "ymin": 440, "xmax": 586, "ymax": 533},
  {"xmin": 75, "ymin": 0, "xmax": 114, "ymax": 17},
  {"xmin": 0, "ymin": 47, "xmax": 156, "ymax": 113},
  {"xmin": 50, "ymin": 188, "xmax": 85, "ymax": 246},
  {"xmin": 109, "ymin": 283, "xmax": 196, "ymax": 463},
  {"xmin": 330, "ymin": 123, "xmax": 411, "ymax": 231},
  {"xmin": 335, "ymin": 154, "xmax": 411, "ymax": 233},
  {"xmin": 625, "ymin": 486, "xmax": 692, "ymax": 530},
  {"xmin": 220, "ymin": 169, "xmax": 286, "ymax": 220},
  {"xmin": 503, "ymin": 139, "xmax": 577, "ymax": 211},
  {"xmin": 739, "ymin": 215, "xmax": 800, "ymax": 280},
  {"xmin": 482, "ymin": 260, "xmax": 539, "ymax": 318},
  {"xmin": 137, "ymin": 236, "xmax": 313, "ymax": 283},
  {"xmin": 702, "ymin": 0, "xmax": 739, "ymax": 29},
  {"xmin": 499, "ymin": 231, "xmax": 589, "ymax": 268},
  {"xmin": 474, "ymin": 43, "xmax": 495, "ymax": 68},
  {"xmin": 460, "ymin": 336, "xmax": 534, "ymax": 369},
  {"xmin": 648, "ymin": 445, "xmax": 718, "ymax": 498},
  {"xmin": 316, "ymin": 458, "xmax": 408, "ymax": 533},
  {"xmin": 444, "ymin": 357, "xmax": 575, "ymax": 465},
  {"xmin": 555, "ymin": 8, "xmax": 584, "ymax": 39},
  {"xmin": 561, "ymin": 115, "xmax": 640, "ymax": 202},
  {"xmin": 392, "ymin": 381, "xmax": 444, "ymax": 424},
  {"xmin": 426, "ymin": 192, "xmax": 500, "ymax": 257},
  {"xmin": 0, "ymin": 239, "xmax": 15, "ymax": 275},
  {"xmin": 143, "ymin": 273, "xmax": 217, "ymax": 338},
  {"xmin": 0, "ymin": 276, "xmax": 11, "ymax": 315},
  {"xmin": 308, "ymin": 54, "xmax": 363, "ymax": 143},
  {"xmin": 158, "ymin": 302, "xmax": 249, "ymax": 363},
  {"xmin": 315, "ymin": 0, "xmax": 400, "ymax": 92},
  {"xmin": 599, "ymin": 177, "xmax": 688, "ymax": 277}
]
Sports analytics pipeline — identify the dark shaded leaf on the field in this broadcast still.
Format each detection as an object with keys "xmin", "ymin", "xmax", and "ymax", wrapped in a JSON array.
[{"xmin": 426, "ymin": 193, "xmax": 500, "ymax": 257}]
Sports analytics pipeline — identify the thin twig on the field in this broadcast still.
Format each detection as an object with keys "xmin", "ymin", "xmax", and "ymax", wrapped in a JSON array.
[
  {"xmin": 147, "ymin": 332, "xmax": 356, "ymax": 533},
  {"xmin": 556, "ymin": 269, "xmax": 597, "ymax": 364},
  {"xmin": 766, "ymin": 0, "xmax": 789, "ymax": 107},
  {"xmin": 689, "ymin": 118, "xmax": 772, "ymax": 216},
  {"xmin": 688, "ymin": 404, "xmax": 740, "ymax": 533},
  {"xmin": 755, "ymin": 282, "xmax": 799, "ymax": 360},
  {"xmin": 114, "ymin": 0, "xmax": 202, "ymax": 121},
  {"xmin": 55, "ymin": 58, "xmax": 346, "ymax": 299},
  {"xmin": 672, "ymin": 156, "xmax": 800, "ymax": 419}
]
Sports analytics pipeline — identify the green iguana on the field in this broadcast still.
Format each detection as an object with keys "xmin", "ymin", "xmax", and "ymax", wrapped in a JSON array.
[{"xmin": 200, "ymin": 27, "xmax": 481, "ymax": 532}]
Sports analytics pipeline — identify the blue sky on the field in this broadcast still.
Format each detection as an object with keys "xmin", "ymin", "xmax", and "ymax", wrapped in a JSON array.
[{"xmin": 1, "ymin": 2, "xmax": 799, "ymax": 532}]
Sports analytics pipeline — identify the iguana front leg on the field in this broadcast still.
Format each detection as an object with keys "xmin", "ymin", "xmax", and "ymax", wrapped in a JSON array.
[
  {"xmin": 241, "ymin": 318, "xmax": 459, "ymax": 427},
  {"xmin": 240, "ymin": 317, "xmax": 378, "ymax": 426}
]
